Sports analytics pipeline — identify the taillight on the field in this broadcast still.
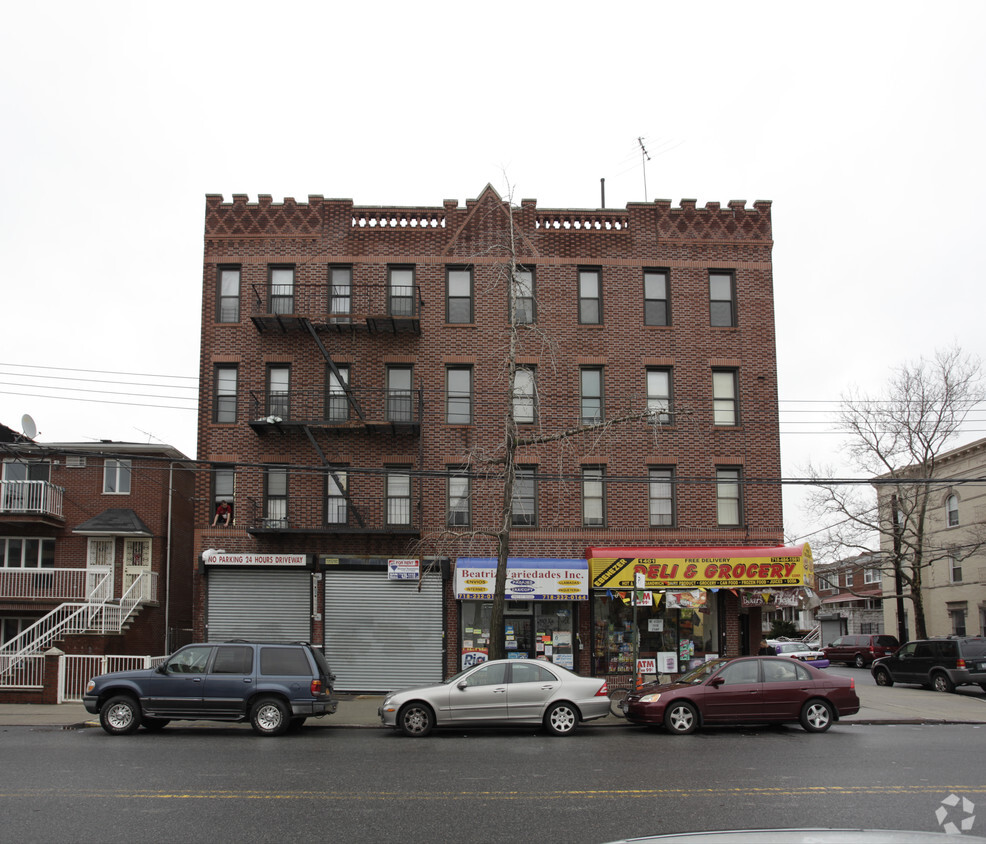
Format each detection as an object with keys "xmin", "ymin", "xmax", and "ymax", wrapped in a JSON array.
[
  {"xmin": 957, "ymin": 658, "xmax": 966, "ymax": 669},
  {"xmin": 595, "ymin": 681, "xmax": 609, "ymax": 697},
  {"xmin": 311, "ymin": 679, "xmax": 323, "ymax": 695},
  {"xmin": 850, "ymin": 678, "xmax": 855, "ymax": 690}
]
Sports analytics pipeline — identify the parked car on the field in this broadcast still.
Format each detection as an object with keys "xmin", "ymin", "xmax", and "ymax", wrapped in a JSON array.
[
  {"xmin": 822, "ymin": 634, "xmax": 900, "ymax": 667},
  {"xmin": 83, "ymin": 641, "xmax": 337, "ymax": 736},
  {"xmin": 378, "ymin": 658, "xmax": 610, "ymax": 737},
  {"xmin": 768, "ymin": 640, "xmax": 830, "ymax": 668},
  {"xmin": 620, "ymin": 656, "xmax": 859, "ymax": 734},
  {"xmin": 870, "ymin": 636, "xmax": 986, "ymax": 693}
]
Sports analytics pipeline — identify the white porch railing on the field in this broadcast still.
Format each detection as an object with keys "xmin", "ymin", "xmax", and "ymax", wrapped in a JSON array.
[
  {"xmin": 0, "ymin": 480, "xmax": 64, "ymax": 518},
  {"xmin": 0, "ymin": 572, "xmax": 158, "ymax": 681},
  {"xmin": 0, "ymin": 568, "xmax": 88, "ymax": 600},
  {"xmin": 0, "ymin": 654, "xmax": 45, "ymax": 689},
  {"xmin": 58, "ymin": 654, "xmax": 165, "ymax": 703}
]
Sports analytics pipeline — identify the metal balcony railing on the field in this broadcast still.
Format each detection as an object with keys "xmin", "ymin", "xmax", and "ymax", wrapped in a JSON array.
[
  {"xmin": 242, "ymin": 495, "xmax": 419, "ymax": 535},
  {"xmin": 249, "ymin": 282, "xmax": 423, "ymax": 330},
  {"xmin": 0, "ymin": 480, "xmax": 64, "ymax": 519},
  {"xmin": 0, "ymin": 568, "xmax": 88, "ymax": 600},
  {"xmin": 248, "ymin": 387, "xmax": 423, "ymax": 430}
]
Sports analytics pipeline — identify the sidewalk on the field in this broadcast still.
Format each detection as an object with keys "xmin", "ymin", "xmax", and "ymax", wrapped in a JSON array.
[{"xmin": 1, "ymin": 683, "xmax": 984, "ymax": 729}]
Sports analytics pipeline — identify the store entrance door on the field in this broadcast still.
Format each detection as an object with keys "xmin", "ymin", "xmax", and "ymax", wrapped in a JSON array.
[{"xmin": 505, "ymin": 616, "xmax": 533, "ymax": 658}]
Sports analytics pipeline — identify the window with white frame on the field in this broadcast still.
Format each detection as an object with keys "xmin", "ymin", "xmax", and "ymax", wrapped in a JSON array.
[
  {"xmin": 386, "ymin": 471, "xmax": 411, "ymax": 526},
  {"xmin": 447, "ymin": 470, "xmax": 471, "ymax": 527},
  {"xmin": 212, "ymin": 466, "xmax": 235, "ymax": 526},
  {"xmin": 949, "ymin": 606, "xmax": 967, "ymax": 636},
  {"xmin": 266, "ymin": 365, "xmax": 290, "ymax": 419},
  {"xmin": 949, "ymin": 554, "xmax": 962, "ymax": 583},
  {"xmin": 946, "ymin": 494, "xmax": 959, "ymax": 527},
  {"xmin": 580, "ymin": 367, "xmax": 603, "ymax": 425},
  {"xmin": 709, "ymin": 271, "xmax": 736, "ymax": 327},
  {"xmin": 716, "ymin": 467, "xmax": 741, "ymax": 526},
  {"xmin": 649, "ymin": 468, "xmax": 674, "ymax": 527},
  {"xmin": 269, "ymin": 265, "xmax": 295, "ymax": 314},
  {"xmin": 326, "ymin": 364, "xmax": 350, "ymax": 423},
  {"xmin": 103, "ymin": 459, "xmax": 132, "ymax": 495},
  {"xmin": 646, "ymin": 368, "xmax": 672, "ymax": 424},
  {"xmin": 328, "ymin": 266, "xmax": 352, "ymax": 323},
  {"xmin": 0, "ymin": 537, "xmax": 55, "ymax": 568},
  {"xmin": 389, "ymin": 266, "xmax": 415, "ymax": 317},
  {"xmin": 582, "ymin": 467, "xmax": 605, "ymax": 527},
  {"xmin": 386, "ymin": 365, "xmax": 413, "ymax": 422},
  {"xmin": 512, "ymin": 267, "xmax": 535, "ymax": 324},
  {"xmin": 326, "ymin": 467, "xmax": 347, "ymax": 525},
  {"xmin": 446, "ymin": 366, "xmax": 473, "ymax": 424},
  {"xmin": 215, "ymin": 365, "xmax": 238, "ymax": 423},
  {"xmin": 513, "ymin": 367, "xmax": 536, "ymax": 424},
  {"xmin": 218, "ymin": 266, "xmax": 240, "ymax": 322},
  {"xmin": 447, "ymin": 266, "xmax": 473, "ymax": 324},
  {"xmin": 511, "ymin": 466, "xmax": 537, "ymax": 527},
  {"xmin": 712, "ymin": 369, "xmax": 738, "ymax": 426},
  {"xmin": 644, "ymin": 270, "xmax": 669, "ymax": 326},
  {"xmin": 264, "ymin": 467, "xmax": 288, "ymax": 527},
  {"xmin": 863, "ymin": 567, "xmax": 880, "ymax": 584},
  {"xmin": 579, "ymin": 268, "xmax": 602, "ymax": 324},
  {"xmin": 842, "ymin": 570, "xmax": 854, "ymax": 588}
]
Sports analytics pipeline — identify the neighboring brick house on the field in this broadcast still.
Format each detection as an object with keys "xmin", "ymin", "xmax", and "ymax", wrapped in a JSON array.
[
  {"xmin": 195, "ymin": 185, "xmax": 793, "ymax": 691},
  {"xmin": 0, "ymin": 430, "xmax": 195, "ymax": 700},
  {"xmin": 878, "ymin": 436, "xmax": 986, "ymax": 640},
  {"xmin": 813, "ymin": 551, "xmax": 887, "ymax": 642}
]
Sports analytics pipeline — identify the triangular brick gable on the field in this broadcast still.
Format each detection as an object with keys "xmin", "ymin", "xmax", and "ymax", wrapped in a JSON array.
[{"xmin": 442, "ymin": 184, "xmax": 539, "ymax": 261}]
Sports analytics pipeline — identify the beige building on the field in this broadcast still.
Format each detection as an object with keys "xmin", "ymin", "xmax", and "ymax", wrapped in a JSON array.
[{"xmin": 878, "ymin": 436, "xmax": 986, "ymax": 640}]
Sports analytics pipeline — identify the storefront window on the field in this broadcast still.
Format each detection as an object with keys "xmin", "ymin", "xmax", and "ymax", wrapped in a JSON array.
[
  {"xmin": 592, "ymin": 592, "xmax": 719, "ymax": 676},
  {"xmin": 459, "ymin": 601, "xmax": 576, "ymax": 670}
]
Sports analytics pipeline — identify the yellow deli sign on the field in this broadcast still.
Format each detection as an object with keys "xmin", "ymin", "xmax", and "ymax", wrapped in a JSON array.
[{"xmin": 590, "ymin": 546, "xmax": 811, "ymax": 589}]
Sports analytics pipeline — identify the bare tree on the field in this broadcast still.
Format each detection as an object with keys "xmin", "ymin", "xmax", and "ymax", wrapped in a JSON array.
[{"xmin": 805, "ymin": 346, "xmax": 985, "ymax": 640}]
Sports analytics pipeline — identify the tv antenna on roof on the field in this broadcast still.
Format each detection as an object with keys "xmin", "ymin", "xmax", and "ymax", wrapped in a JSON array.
[
  {"xmin": 20, "ymin": 413, "xmax": 38, "ymax": 440},
  {"xmin": 638, "ymin": 137, "xmax": 651, "ymax": 202}
]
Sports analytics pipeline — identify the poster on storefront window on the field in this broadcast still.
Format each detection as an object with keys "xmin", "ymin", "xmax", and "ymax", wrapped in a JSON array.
[{"xmin": 657, "ymin": 652, "xmax": 677, "ymax": 673}]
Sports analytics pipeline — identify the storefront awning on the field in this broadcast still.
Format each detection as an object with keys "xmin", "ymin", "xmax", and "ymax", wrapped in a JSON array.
[
  {"xmin": 586, "ymin": 544, "xmax": 813, "ymax": 589},
  {"xmin": 454, "ymin": 557, "xmax": 588, "ymax": 601}
]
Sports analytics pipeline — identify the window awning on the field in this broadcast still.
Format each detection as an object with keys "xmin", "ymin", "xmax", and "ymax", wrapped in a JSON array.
[
  {"xmin": 454, "ymin": 557, "xmax": 588, "ymax": 600},
  {"xmin": 586, "ymin": 544, "xmax": 813, "ymax": 589},
  {"xmin": 72, "ymin": 508, "xmax": 152, "ymax": 537}
]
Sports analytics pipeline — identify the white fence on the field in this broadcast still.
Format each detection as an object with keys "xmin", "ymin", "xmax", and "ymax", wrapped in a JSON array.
[
  {"xmin": 0, "ymin": 568, "xmax": 88, "ymax": 600},
  {"xmin": 58, "ymin": 654, "xmax": 165, "ymax": 703}
]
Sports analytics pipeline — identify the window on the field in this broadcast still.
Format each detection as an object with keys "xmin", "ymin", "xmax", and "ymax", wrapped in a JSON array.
[
  {"xmin": 218, "ymin": 267, "xmax": 240, "ymax": 322},
  {"xmin": 389, "ymin": 266, "xmax": 415, "ymax": 317},
  {"xmin": 447, "ymin": 267, "xmax": 473, "ymax": 323},
  {"xmin": 386, "ymin": 471, "xmax": 411, "ymax": 526},
  {"xmin": 646, "ymin": 369, "xmax": 672, "ymax": 424},
  {"xmin": 513, "ymin": 367, "xmax": 536, "ymax": 424},
  {"xmin": 511, "ymin": 466, "xmax": 537, "ymax": 527},
  {"xmin": 212, "ymin": 646, "xmax": 253, "ymax": 675},
  {"xmin": 644, "ymin": 270, "xmax": 669, "ymax": 326},
  {"xmin": 710, "ymin": 271, "xmax": 736, "ymax": 327},
  {"xmin": 267, "ymin": 365, "xmax": 290, "ymax": 419},
  {"xmin": 387, "ymin": 366, "xmax": 413, "ymax": 422},
  {"xmin": 582, "ymin": 467, "xmax": 605, "ymax": 527},
  {"xmin": 949, "ymin": 606, "xmax": 967, "ymax": 637},
  {"xmin": 579, "ymin": 268, "xmax": 602, "ymax": 324},
  {"xmin": 103, "ymin": 459, "xmax": 132, "ymax": 495},
  {"xmin": 649, "ymin": 468, "xmax": 675, "ymax": 527},
  {"xmin": 949, "ymin": 555, "xmax": 962, "ymax": 583},
  {"xmin": 863, "ymin": 567, "xmax": 881, "ymax": 585},
  {"xmin": 445, "ymin": 366, "xmax": 473, "ymax": 424},
  {"xmin": 0, "ymin": 537, "xmax": 55, "ymax": 568},
  {"xmin": 467, "ymin": 662, "xmax": 507, "ymax": 686},
  {"xmin": 264, "ymin": 467, "xmax": 288, "ymax": 528},
  {"xmin": 215, "ymin": 365, "xmax": 238, "ymax": 423},
  {"xmin": 325, "ymin": 364, "xmax": 350, "ymax": 423},
  {"xmin": 269, "ymin": 266, "xmax": 294, "ymax": 314},
  {"xmin": 212, "ymin": 466, "xmax": 235, "ymax": 526},
  {"xmin": 512, "ymin": 267, "xmax": 535, "ymax": 324},
  {"xmin": 1, "ymin": 460, "xmax": 50, "ymax": 510},
  {"xmin": 447, "ymin": 470, "xmax": 471, "ymax": 527},
  {"xmin": 716, "ymin": 467, "xmax": 741, "ymax": 526},
  {"xmin": 842, "ymin": 570, "xmax": 853, "ymax": 588},
  {"xmin": 328, "ymin": 266, "xmax": 352, "ymax": 323},
  {"xmin": 946, "ymin": 494, "xmax": 959, "ymax": 527},
  {"xmin": 326, "ymin": 467, "xmax": 348, "ymax": 525},
  {"xmin": 712, "ymin": 369, "xmax": 738, "ymax": 426},
  {"xmin": 580, "ymin": 367, "xmax": 604, "ymax": 425}
]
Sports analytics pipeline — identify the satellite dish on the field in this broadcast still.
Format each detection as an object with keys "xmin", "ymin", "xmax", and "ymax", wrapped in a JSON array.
[{"xmin": 21, "ymin": 414, "xmax": 38, "ymax": 439}]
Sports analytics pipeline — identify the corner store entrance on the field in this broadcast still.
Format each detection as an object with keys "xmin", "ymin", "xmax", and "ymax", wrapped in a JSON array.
[{"xmin": 505, "ymin": 615, "xmax": 533, "ymax": 658}]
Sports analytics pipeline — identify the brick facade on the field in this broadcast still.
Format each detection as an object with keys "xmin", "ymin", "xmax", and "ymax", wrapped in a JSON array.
[{"xmin": 194, "ymin": 185, "xmax": 784, "ymax": 680}]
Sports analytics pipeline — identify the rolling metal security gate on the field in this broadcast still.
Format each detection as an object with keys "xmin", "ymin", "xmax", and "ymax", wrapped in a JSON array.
[
  {"xmin": 207, "ymin": 569, "xmax": 312, "ymax": 642},
  {"xmin": 323, "ymin": 571, "xmax": 443, "ymax": 692}
]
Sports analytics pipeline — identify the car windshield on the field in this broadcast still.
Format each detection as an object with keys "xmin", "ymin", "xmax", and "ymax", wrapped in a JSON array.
[
  {"xmin": 777, "ymin": 643, "xmax": 810, "ymax": 653},
  {"xmin": 677, "ymin": 658, "xmax": 729, "ymax": 685}
]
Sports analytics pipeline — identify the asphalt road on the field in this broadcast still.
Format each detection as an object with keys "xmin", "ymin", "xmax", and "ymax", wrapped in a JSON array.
[{"xmin": 1, "ymin": 720, "xmax": 984, "ymax": 843}]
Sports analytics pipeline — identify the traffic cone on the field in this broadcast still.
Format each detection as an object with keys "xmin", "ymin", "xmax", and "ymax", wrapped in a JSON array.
[{"xmin": 636, "ymin": 673, "xmax": 644, "ymax": 690}]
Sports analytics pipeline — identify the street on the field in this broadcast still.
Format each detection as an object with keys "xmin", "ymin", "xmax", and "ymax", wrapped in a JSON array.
[{"xmin": 1, "ymin": 720, "xmax": 984, "ymax": 843}]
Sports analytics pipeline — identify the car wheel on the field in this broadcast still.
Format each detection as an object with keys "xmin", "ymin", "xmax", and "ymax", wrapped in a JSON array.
[
  {"xmin": 544, "ymin": 702, "xmax": 579, "ymax": 736},
  {"xmin": 664, "ymin": 701, "xmax": 698, "ymax": 735},
  {"xmin": 141, "ymin": 716, "xmax": 170, "ymax": 731},
  {"xmin": 250, "ymin": 696, "xmax": 290, "ymax": 736},
  {"xmin": 398, "ymin": 702, "xmax": 434, "ymax": 737},
  {"xmin": 800, "ymin": 699, "xmax": 834, "ymax": 733},
  {"xmin": 873, "ymin": 668, "xmax": 894, "ymax": 687},
  {"xmin": 854, "ymin": 654, "xmax": 866, "ymax": 669},
  {"xmin": 931, "ymin": 671, "xmax": 955, "ymax": 694},
  {"xmin": 99, "ymin": 695, "xmax": 141, "ymax": 735}
]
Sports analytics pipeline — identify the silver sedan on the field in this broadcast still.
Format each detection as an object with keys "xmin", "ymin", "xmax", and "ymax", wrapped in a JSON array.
[{"xmin": 379, "ymin": 658, "xmax": 611, "ymax": 737}]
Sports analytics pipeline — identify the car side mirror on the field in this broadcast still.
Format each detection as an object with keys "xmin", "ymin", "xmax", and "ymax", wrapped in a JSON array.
[
  {"xmin": 709, "ymin": 677, "xmax": 725, "ymax": 688},
  {"xmin": 457, "ymin": 680, "xmax": 469, "ymax": 690},
  {"xmin": 156, "ymin": 663, "xmax": 168, "ymax": 674}
]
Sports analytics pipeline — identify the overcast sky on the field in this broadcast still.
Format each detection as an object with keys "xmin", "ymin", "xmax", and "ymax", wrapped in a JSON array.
[{"xmin": 2, "ymin": 1, "xmax": 984, "ymax": 546}]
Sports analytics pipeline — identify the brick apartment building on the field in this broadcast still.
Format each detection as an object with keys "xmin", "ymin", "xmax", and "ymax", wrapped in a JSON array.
[
  {"xmin": 0, "ymin": 425, "xmax": 195, "ymax": 701},
  {"xmin": 194, "ymin": 184, "xmax": 804, "ymax": 692}
]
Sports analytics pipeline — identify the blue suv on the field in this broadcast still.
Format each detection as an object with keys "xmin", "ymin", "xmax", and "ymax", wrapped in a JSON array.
[{"xmin": 84, "ymin": 641, "xmax": 337, "ymax": 736}]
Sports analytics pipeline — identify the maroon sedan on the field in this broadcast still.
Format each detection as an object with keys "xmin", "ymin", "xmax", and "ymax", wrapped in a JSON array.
[{"xmin": 621, "ymin": 656, "xmax": 859, "ymax": 734}]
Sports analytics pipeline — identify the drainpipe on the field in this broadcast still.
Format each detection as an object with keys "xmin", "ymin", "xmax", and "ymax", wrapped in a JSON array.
[{"xmin": 165, "ymin": 461, "xmax": 174, "ymax": 653}]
